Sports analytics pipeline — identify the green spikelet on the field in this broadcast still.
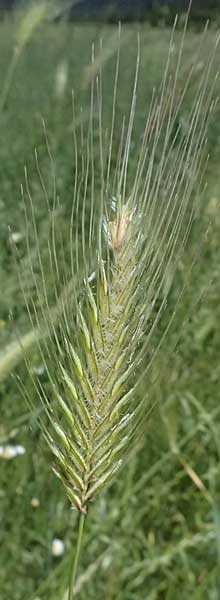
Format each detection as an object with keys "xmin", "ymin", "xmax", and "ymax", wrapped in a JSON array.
[{"xmin": 48, "ymin": 203, "xmax": 142, "ymax": 513}]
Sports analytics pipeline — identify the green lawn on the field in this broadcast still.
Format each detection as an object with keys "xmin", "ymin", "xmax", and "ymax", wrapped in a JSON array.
[{"xmin": 1, "ymin": 15, "xmax": 220, "ymax": 600}]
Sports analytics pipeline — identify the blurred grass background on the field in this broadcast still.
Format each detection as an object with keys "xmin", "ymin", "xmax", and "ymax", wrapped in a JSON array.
[{"xmin": 1, "ymin": 8, "xmax": 220, "ymax": 599}]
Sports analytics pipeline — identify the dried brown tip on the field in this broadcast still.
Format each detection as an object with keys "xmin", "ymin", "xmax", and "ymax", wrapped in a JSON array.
[{"xmin": 109, "ymin": 204, "xmax": 134, "ymax": 252}]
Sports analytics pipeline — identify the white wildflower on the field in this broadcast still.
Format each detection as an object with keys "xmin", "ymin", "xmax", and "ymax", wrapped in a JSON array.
[
  {"xmin": 31, "ymin": 497, "xmax": 40, "ymax": 508},
  {"xmin": 0, "ymin": 444, "xmax": 26, "ymax": 459},
  {"xmin": 51, "ymin": 538, "xmax": 65, "ymax": 557}
]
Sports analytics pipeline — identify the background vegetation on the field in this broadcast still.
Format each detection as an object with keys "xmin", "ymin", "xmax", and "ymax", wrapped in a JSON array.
[
  {"xmin": 1, "ymin": 1, "xmax": 220, "ymax": 26},
  {"xmin": 1, "ymin": 11, "xmax": 220, "ymax": 600}
]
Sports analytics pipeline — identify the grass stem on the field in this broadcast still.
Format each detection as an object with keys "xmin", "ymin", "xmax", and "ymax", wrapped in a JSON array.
[{"xmin": 68, "ymin": 512, "xmax": 86, "ymax": 600}]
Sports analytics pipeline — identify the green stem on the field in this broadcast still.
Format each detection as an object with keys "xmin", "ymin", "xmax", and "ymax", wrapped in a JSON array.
[{"xmin": 68, "ymin": 512, "xmax": 86, "ymax": 600}]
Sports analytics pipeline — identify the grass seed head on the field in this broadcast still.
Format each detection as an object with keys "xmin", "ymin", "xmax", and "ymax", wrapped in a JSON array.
[{"xmin": 16, "ymin": 21, "xmax": 219, "ymax": 513}]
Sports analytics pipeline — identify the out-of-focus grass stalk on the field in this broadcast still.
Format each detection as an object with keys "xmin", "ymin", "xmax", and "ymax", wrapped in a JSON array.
[
  {"xmin": 0, "ymin": 278, "xmax": 74, "ymax": 382},
  {"xmin": 0, "ymin": 1, "xmax": 53, "ymax": 113},
  {"xmin": 0, "ymin": 330, "xmax": 41, "ymax": 383}
]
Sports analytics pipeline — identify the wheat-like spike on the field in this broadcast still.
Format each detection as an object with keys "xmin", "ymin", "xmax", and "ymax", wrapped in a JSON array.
[
  {"xmin": 16, "ymin": 19, "xmax": 219, "ymax": 518},
  {"xmin": 55, "ymin": 204, "xmax": 143, "ymax": 512}
]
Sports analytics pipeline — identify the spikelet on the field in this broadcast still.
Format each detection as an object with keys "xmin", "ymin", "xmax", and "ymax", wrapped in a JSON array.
[{"xmin": 16, "ymin": 20, "xmax": 219, "ymax": 514}]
